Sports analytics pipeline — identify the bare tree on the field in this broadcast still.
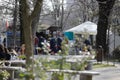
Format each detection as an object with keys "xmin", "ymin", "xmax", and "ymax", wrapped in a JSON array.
[
  {"xmin": 64, "ymin": 0, "xmax": 98, "ymax": 29},
  {"xmin": 110, "ymin": 0, "xmax": 120, "ymax": 34}
]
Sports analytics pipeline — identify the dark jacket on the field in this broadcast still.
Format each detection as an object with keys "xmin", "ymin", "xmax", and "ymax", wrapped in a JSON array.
[{"xmin": 50, "ymin": 37, "xmax": 62, "ymax": 53}]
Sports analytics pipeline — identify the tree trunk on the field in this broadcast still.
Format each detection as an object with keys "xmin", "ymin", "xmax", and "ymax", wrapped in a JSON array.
[
  {"xmin": 20, "ymin": 0, "xmax": 34, "ymax": 73},
  {"xmin": 96, "ymin": 0, "xmax": 116, "ymax": 57},
  {"xmin": 13, "ymin": 0, "xmax": 18, "ymax": 49},
  {"xmin": 20, "ymin": 1, "xmax": 43, "ymax": 80},
  {"xmin": 31, "ymin": 9, "xmax": 41, "ymax": 35},
  {"xmin": 19, "ymin": 0, "xmax": 25, "ymax": 44}
]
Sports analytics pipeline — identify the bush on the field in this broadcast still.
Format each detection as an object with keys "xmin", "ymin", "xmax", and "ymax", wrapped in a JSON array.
[
  {"xmin": 0, "ymin": 70, "xmax": 10, "ymax": 80},
  {"xmin": 112, "ymin": 46, "xmax": 120, "ymax": 61}
]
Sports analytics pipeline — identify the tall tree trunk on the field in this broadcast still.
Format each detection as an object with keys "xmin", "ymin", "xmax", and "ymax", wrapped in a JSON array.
[
  {"xmin": 20, "ymin": 0, "xmax": 34, "ymax": 76},
  {"xmin": 13, "ymin": 0, "xmax": 18, "ymax": 49},
  {"xmin": 20, "ymin": 0, "xmax": 43, "ymax": 63},
  {"xmin": 19, "ymin": 0, "xmax": 25, "ymax": 44},
  {"xmin": 96, "ymin": 0, "xmax": 116, "ymax": 57},
  {"xmin": 20, "ymin": 0, "xmax": 43, "ymax": 79}
]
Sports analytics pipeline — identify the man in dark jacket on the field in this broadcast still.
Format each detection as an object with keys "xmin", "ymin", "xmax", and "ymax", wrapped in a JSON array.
[{"xmin": 50, "ymin": 31, "xmax": 63, "ymax": 54}]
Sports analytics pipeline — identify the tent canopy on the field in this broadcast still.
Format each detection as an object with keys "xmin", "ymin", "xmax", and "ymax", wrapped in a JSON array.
[
  {"xmin": 65, "ymin": 21, "xmax": 97, "ymax": 35},
  {"xmin": 37, "ymin": 24, "xmax": 50, "ymax": 32}
]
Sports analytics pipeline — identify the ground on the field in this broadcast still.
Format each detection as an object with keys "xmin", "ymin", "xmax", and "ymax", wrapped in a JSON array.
[{"xmin": 93, "ymin": 62, "xmax": 120, "ymax": 80}]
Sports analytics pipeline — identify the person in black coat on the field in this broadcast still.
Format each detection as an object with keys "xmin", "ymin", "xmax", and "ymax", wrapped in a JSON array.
[
  {"xmin": 38, "ymin": 36, "xmax": 45, "ymax": 48},
  {"xmin": 50, "ymin": 32, "xmax": 62, "ymax": 54},
  {"xmin": 0, "ymin": 44, "xmax": 11, "ymax": 60},
  {"xmin": 56, "ymin": 37, "xmax": 62, "ymax": 51},
  {"xmin": 84, "ymin": 39, "xmax": 91, "ymax": 46},
  {"xmin": 50, "ymin": 38, "xmax": 58, "ymax": 54}
]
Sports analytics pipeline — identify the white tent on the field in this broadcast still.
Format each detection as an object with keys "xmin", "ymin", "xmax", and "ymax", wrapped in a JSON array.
[{"xmin": 65, "ymin": 21, "xmax": 97, "ymax": 35}]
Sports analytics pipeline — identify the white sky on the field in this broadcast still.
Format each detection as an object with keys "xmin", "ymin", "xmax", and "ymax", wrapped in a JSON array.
[
  {"xmin": 0, "ymin": 0, "xmax": 67, "ymax": 19},
  {"xmin": 44, "ymin": 0, "xmax": 66, "ymax": 7}
]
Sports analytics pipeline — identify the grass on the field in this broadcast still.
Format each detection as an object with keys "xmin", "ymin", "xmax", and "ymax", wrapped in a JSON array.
[
  {"xmin": 47, "ymin": 60, "xmax": 116, "ymax": 70},
  {"xmin": 93, "ymin": 63, "xmax": 115, "ymax": 69}
]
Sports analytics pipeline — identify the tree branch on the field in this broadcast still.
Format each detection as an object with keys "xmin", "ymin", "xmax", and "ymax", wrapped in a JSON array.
[
  {"xmin": 20, "ymin": 0, "xmax": 30, "ymax": 19},
  {"xmin": 30, "ymin": 0, "xmax": 43, "ymax": 20}
]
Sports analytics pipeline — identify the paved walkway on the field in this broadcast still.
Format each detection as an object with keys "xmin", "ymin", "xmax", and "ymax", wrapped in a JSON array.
[{"xmin": 93, "ymin": 61, "xmax": 120, "ymax": 80}]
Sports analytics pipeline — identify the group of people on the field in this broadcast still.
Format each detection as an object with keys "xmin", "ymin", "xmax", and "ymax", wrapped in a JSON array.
[
  {"xmin": 0, "ymin": 31, "xmax": 64, "ymax": 60},
  {"xmin": 0, "ymin": 44, "xmax": 18, "ymax": 60},
  {"xmin": 73, "ymin": 37, "xmax": 92, "ymax": 55},
  {"xmin": 0, "ymin": 31, "xmax": 94, "ymax": 60},
  {"xmin": 35, "ymin": 31, "xmax": 64, "ymax": 55}
]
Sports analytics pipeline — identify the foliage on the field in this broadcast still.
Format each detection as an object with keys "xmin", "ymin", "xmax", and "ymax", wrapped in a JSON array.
[
  {"xmin": 19, "ymin": 72, "xmax": 34, "ymax": 80},
  {"xmin": 50, "ymin": 37, "xmax": 69, "ymax": 80},
  {"xmin": 0, "ymin": 70, "xmax": 10, "ymax": 80},
  {"xmin": 51, "ymin": 72, "xmax": 64, "ymax": 80},
  {"xmin": 18, "ymin": 36, "xmax": 92, "ymax": 80},
  {"xmin": 59, "ymin": 37, "xmax": 69, "ymax": 55},
  {"xmin": 41, "ymin": 42, "xmax": 51, "ymax": 54},
  {"xmin": 47, "ymin": 58, "xmax": 71, "ymax": 70},
  {"xmin": 18, "ymin": 55, "xmax": 26, "ymax": 60},
  {"xmin": 71, "ymin": 57, "xmax": 88, "ymax": 71},
  {"xmin": 19, "ymin": 57, "xmax": 49, "ymax": 80},
  {"xmin": 18, "ymin": 37, "xmax": 69, "ymax": 80},
  {"xmin": 0, "ymin": 62, "xmax": 10, "ymax": 80}
]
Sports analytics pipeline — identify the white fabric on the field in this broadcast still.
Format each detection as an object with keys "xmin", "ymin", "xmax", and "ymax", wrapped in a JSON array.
[{"xmin": 65, "ymin": 21, "xmax": 97, "ymax": 35}]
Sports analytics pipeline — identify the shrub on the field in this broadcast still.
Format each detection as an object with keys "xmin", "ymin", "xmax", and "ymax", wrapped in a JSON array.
[{"xmin": 0, "ymin": 70, "xmax": 10, "ymax": 80}]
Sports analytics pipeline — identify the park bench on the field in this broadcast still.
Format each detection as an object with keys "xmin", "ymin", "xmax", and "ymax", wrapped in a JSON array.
[
  {"xmin": 0, "ymin": 60, "xmax": 26, "ymax": 80},
  {"xmin": 3, "ymin": 60, "xmax": 26, "ymax": 67},
  {"xmin": 0, "ymin": 66, "xmax": 26, "ymax": 80},
  {"xmin": 47, "ymin": 69, "xmax": 100, "ymax": 80}
]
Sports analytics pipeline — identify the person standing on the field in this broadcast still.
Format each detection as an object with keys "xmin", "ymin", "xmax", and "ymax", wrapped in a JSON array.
[
  {"xmin": 38, "ymin": 36, "xmax": 45, "ymax": 48},
  {"xmin": 34, "ymin": 35, "xmax": 39, "ymax": 55},
  {"xmin": 50, "ymin": 32, "xmax": 58, "ymax": 54},
  {"xmin": 56, "ymin": 31, "xmax": 63, "ymax": 52},
  {"xmin": 50, "ymin": 31, "xmax": 63, "ymax": 54},
  {"xmin": 84, "ymin": 39, "xmax": 91, "ymax": 46},
  {"xmin": 38, "ymin": 36, "xmax": 45, "ymax": 54}
]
